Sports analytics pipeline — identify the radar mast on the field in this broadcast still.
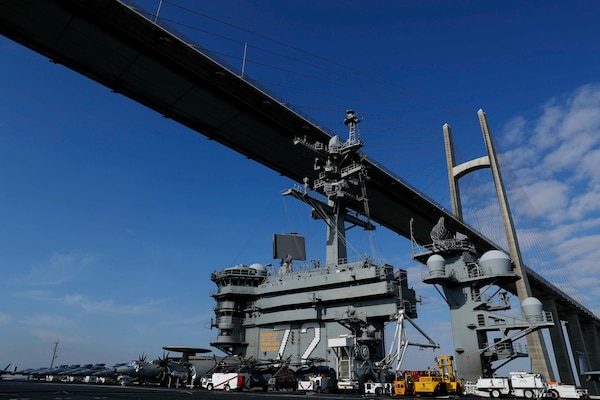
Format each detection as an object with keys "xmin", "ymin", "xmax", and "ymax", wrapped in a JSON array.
[{"xmin": 286, "ymin": 110, "xmax": 373, "ymax": 267}]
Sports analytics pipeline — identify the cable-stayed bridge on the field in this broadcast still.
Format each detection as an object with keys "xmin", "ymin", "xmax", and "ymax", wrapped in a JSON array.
[{"xmin": 1, "ymin": 0, "xmax": 598, "ymax": 390}]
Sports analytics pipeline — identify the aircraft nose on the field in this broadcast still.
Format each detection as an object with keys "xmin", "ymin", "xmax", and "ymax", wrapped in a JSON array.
[{"xmin": 115, "ymin": 364, "xmax": 132, "ymax": 374}]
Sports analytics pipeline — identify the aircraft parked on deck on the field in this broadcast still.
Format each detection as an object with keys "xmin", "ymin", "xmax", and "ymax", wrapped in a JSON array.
[
  {"xmin": 0, "ymin": 363, "xmax": 16, "ymax": 380},
  {"xmin": 115, "ymin": 352, "xmax": 193, "ymax": 388},
  {"xmin": 6, "ymin": 345, "xmax": 221, "ymax": 388}
]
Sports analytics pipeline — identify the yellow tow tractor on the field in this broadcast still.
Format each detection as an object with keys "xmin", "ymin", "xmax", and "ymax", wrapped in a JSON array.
[
  {"xmin": 414, "ymin": 355, "xmax": 464, "ymax": 396},
  {"xmin": 393, "ymin": 371, "xmax": 416, "ymax": 396}
]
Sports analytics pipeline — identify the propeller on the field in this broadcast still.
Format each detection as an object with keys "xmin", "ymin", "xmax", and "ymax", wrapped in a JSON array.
[
  {"xmin": 155, "ymin": 351, "xmax": 171, "ymax": 371},
  {"xmin": 156, "ymin": 351, "xmax": 191, "ymax": 387}
]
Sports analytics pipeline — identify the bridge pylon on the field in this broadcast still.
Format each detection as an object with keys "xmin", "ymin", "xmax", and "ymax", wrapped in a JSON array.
[{"xmin": 428, "ymin": 109, "xmax": 556, "ymax": 381}]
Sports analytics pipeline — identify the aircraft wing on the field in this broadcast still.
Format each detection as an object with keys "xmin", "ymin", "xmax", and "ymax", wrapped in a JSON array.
[{"xmin": 0, "ymin": 363, "xmax": 13, "ymax": 378}]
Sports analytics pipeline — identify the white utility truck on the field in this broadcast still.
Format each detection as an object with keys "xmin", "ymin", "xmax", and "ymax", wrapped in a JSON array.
[
  {"xmin": 364, "ymin": 381, "xmax": 394, "ymax": 395},
  {"xmin": 297, "ymin": 374, "xmax": 332, "ymax": 393},
  {"xmin": 466, "ymin": 371, "xmax": 548, "ymax": 398},
  {"xmin": 547, "ymin": 381, "xmax": 589, "ymax": 399},
  {"xmin": 201, "ymin": 372, "xmax": 250, "ymax": 391}
]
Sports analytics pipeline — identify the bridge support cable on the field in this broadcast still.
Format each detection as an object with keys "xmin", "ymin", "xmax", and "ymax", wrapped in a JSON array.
[{"xmin": 477, "ymin": 109, "xmax": 554, "ymax": 381}]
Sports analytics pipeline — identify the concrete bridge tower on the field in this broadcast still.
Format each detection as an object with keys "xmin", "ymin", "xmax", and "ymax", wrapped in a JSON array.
[
  {"xmin": 443, "ymin": 109, "xmax": 555, "ymax": 380},
  {"xmin": 441, "ymin": 111, "xmax": 600, "ymax": 393},
  {"xmin": 413, "ymin": 109, "xmax": 557, "ymax": 381}
]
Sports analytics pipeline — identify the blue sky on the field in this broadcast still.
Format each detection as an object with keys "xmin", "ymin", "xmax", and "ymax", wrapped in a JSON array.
[{"xmin": 1, "ymin": 0, "xmax": 600, "ymax": 375}]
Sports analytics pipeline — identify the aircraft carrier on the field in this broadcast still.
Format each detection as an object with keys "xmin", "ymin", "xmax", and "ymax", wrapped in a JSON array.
[{"xmin": 208, "ymin": 111, "xmax": 419, "ymax": 389}]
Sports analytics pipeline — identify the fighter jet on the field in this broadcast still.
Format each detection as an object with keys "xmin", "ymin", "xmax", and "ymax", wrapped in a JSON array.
[
  {"xmin": 57, "ymin": 364, "xmax": 92, "ymax": 381},
  {"xmin": 29, "ymin": 364, "xmax": 73, "ymax": 381},
  {"xmin": 13, "ymin": 367, "xmax": 35, "ymax": 376},
  {"xmin": 63, "ymin": 364, "xmax": 107, "ymax": 382},
  {"xmin": 0, "ymin": 363, "xmax": 16, "ymax": 380},
  {"xmin": 72, "ymin": 363, "xmax": 105, "ymax": 376},
  {"xmin": 115, "ymin": 356, "xmax": 165, "ymax": 386},
  {"xmin": 91, "ymin": 363, "xmax": 124, "ymax": 384}
]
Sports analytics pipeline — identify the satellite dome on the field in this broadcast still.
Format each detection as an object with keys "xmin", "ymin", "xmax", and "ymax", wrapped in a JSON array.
[
  {"xmin": 521, "ymin": 297, "xmax": 544, "ymax": 322},
  {"xmin": 479, "ymin": 250, "xmax": 511, "ymax": 274},
  {"xmin": 329, "ymin": 135, "xmax": 341, "ymax": 147},
  {"xmin": 249, "ymin": 263, "xmax": 268, "ymax": 276},
  {"xmin": 426, "ymin": 254, "xmax": 446, "ymax": 277}
]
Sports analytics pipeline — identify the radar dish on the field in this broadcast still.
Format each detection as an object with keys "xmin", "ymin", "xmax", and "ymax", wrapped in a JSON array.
[{"xmin": 273, "ymin": 233, "xmax": 306, "ymax": 261}]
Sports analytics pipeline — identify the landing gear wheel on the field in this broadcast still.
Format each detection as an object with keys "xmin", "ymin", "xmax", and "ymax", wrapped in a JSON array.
[{"xmin": 491, "ymin": 389, "xmax": 501, "ymax": 398}]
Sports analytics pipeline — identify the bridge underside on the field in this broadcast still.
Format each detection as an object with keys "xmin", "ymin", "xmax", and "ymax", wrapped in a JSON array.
[
  {"xmin": 0, "ymin": 0, "xmax": 486, "ymax": 249},
  {"xmin": 1, "ymin": 0, "xmax": 598, "ymax": 382}
]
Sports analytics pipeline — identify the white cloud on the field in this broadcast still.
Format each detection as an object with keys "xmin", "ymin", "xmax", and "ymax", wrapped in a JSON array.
[
  {"xmin": 515, "ymin": 179, "xmax": 570, "ymax": 223},
  {"xmin": 502, "ymin": 115, "xmax": 527, "ymax": 147},
  {"xmin": 18, "ymin": 314, "xmax": 77, "ymax": 343},
  {"xmin": 62, "ymin": 293, "xmax": 170, "ymax": 316},
  {"xmin": 568, "ymin": 191, "xmax": 600, "ymax": 221},
  {"xmin": 0, "ymin": 312, "xmax": 11, "ymax": 325},
  {"xmin": 502, "ymin": 147, "xmax": 538, "ymax": 176},
  {"xmin": 21, "ymin": 314, "xmax": 75, "ymax": 328},
  {"xmin": 541, "ymin": 133, "xmax": 597, "ymax": 176},
  {"xmin": 531, "ymin": 85, "xmax": 600, "ymax": 150},
  {"xmin": 26, "ymin": 251, "xmax": 100, "ymax": 286},
  {"xmin": 580, "ymin": 149, "xmax": 600, "ymax": 183},
  {"xmin": 531, "ymin": 102, "xmax": 564, "ymax": 151},
  {"xmin": 546, "ymin": 216, "xmax": 600, "ymax": 244},
  {"xmin": 558, "ymin": 234, "xmax": 600, "ymax": 266},
  {"xmin": 17, "ymin": 290, "xmax": 49, "ymax": 300},
  {"xmin": 499, "ymin": 83, "xmax": 600, "ymax": 314}
]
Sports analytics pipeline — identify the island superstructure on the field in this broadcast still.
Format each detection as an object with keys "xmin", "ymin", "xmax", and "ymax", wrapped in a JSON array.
[{"xmin": 209, "ymin": 111, "xmax": 418, "ymax": 388}]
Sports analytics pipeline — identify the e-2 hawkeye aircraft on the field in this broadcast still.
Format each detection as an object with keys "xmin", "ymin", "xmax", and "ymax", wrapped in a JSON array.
[{"xmin": 115, "ymin": 346, "xmax": 217, "ymax": 388}]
